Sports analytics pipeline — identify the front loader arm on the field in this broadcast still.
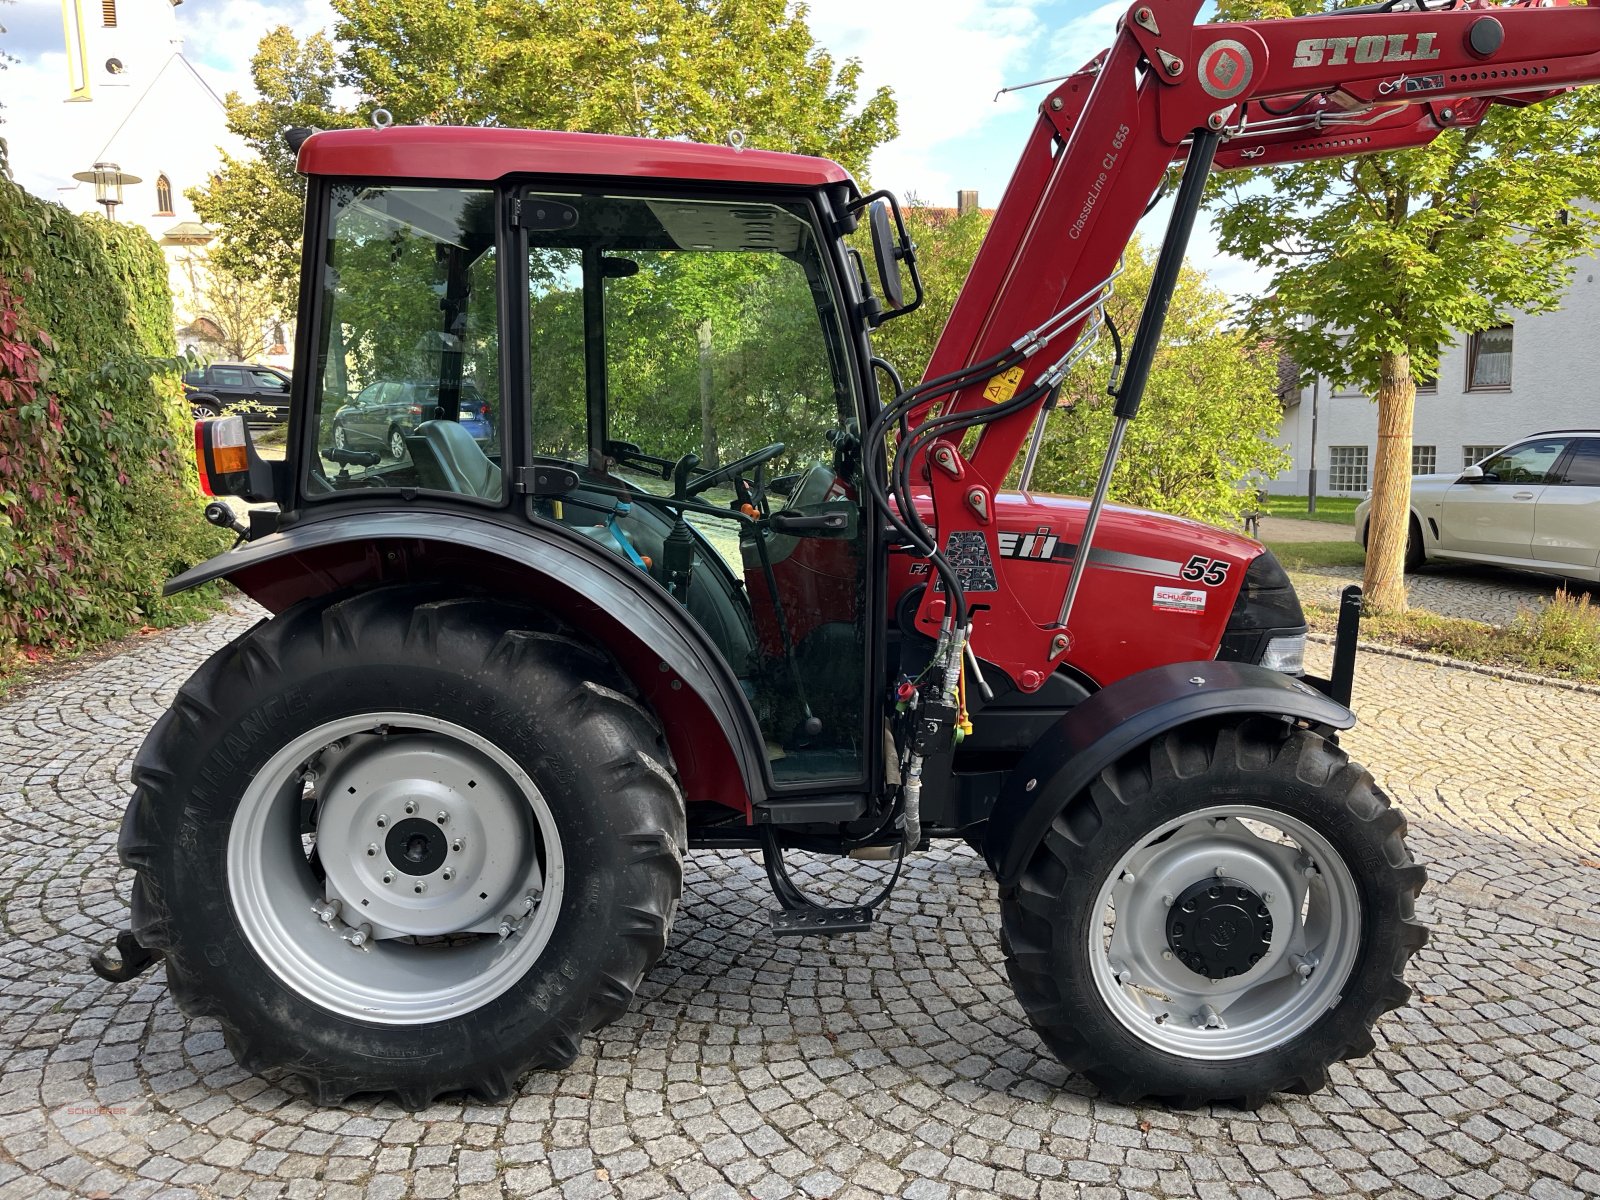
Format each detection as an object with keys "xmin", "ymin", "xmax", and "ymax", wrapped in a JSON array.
[{"xmin": 906, "ymin": 0, "xmax": 1600, "ymax": 692}]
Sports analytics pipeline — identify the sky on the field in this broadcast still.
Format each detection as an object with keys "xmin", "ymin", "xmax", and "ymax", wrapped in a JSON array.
[{"xmin": 0, "ymin": 0, "xmax": 1267, "ymax": 296}]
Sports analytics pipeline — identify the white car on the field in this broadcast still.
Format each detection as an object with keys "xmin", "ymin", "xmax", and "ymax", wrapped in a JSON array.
[{"xmin": 1355, "ymin": 431, "xmax": 1600, "ymax": 581}]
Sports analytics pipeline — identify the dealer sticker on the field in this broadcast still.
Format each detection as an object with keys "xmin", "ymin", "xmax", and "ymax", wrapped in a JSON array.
[{"xmin": 1153, "ymin": 585, "xmax": 1207, "ymax": 614}]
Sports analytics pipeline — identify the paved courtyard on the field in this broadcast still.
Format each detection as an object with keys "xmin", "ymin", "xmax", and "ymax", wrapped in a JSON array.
[{"xmin": 2, "ymin": 603, "xmax": 1598, "ymax": 1200}]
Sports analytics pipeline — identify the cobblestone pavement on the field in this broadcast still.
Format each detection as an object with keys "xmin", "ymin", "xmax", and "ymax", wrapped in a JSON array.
[{"xmin": 4, "ymin": 604, "xmax": 1599, "ymax": 1200}]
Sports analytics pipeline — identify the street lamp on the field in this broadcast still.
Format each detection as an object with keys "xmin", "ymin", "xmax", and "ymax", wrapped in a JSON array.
[{"xmin": 71, "ymin": 162, "xmax": 142, "ymax": 220}]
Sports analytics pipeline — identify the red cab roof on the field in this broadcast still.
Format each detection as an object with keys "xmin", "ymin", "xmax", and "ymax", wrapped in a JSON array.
[{"xmin": 297, "ymin": 126, "xmax": 855, "ymax": 191}]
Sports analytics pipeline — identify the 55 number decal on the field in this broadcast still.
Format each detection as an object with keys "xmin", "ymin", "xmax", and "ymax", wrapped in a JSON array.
[{"xmin": 1180, "ymin": 554, "xmax": 1231, "ymax": 586}]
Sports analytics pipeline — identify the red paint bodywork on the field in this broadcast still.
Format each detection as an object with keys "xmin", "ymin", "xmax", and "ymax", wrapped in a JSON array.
[
  {"xmin": 890, "ymin": 490, "xmax": 1262, "ymax": 688},
  {"xmin": 296, "ymin": 127, "xmax": 854, "ymax": 189},
  {"xmin": 906, "ymin": 0, "xmax": 1600, "ymax": 693}
]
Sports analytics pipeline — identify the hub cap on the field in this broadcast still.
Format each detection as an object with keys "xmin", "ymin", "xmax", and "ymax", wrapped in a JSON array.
[
  {"xmin": 1089, "ymin": 804, "xmax": 1361, "ymax": 1060},
  {"xmin": 228, "ymin": 713, "xmax": 565, "ymax": 1024}
]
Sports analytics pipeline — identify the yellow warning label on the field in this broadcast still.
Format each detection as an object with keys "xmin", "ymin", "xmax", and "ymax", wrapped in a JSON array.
[{"xmin": 982, "ymin": 366, "xmax": 1025, "ymax": 404}]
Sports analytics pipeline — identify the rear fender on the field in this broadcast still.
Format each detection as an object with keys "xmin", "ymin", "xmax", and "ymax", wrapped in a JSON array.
[
  {"xmin": 166, "ymin": 511, "xmax": 764, "ymax": 814},
  {"xmin": 984, "ymin": 660, "xmax": 1355, "ymax": 885}
]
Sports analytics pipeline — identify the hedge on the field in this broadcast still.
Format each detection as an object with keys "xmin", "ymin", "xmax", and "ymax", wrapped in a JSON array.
[{"xmin": 0, "ymin": 174, "xmax": 227, "ymax": 666}]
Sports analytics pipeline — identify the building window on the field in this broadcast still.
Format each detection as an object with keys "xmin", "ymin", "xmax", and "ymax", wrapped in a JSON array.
[
  {"xmin": 1329, "ymin": 446, "xmax": 1369, "ymax": 493},
  {"xmin": 1412, "ymin": 445, "xmax": 1437, "ymax": 475},
  {"xmin": 155, "ymin": 175, "xmax": 173, "ymax": 215},
  {"xmin": 102, "ymin": 0, "xmax": 117, "ymax": 27},
  {"xmin": 1415, "ymin": 355, "xmax": 1437, "ymax": 393},
  {"xmin": 1466, "ymin": 325, "xmax": 1513, "ymax": 391},
  {"xmin": 1463, "ymin": 444, "xmax": 1499, "ymax": 468},
  {"xmin": 1332, "ymin": 377, "xmax": 1365, "ymax": 399}
]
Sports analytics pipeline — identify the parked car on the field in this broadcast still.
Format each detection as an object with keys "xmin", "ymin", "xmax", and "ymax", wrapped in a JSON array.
[
  {"xmin": 1355, "ymin": 430, "xmax": 1600, "ymax": 581},
  {"xmin": 184, "ymin": 363, "xmax": 293, "ymax": 423},
  {"xmin": 329, "ymin": 380, "xmax": 496, "ymax": 461}
]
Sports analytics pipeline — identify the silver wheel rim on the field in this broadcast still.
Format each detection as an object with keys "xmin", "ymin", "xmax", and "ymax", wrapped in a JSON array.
[
  {"xmin": 332, "ymin": 425, "xmax": 347, "ymax": 449},
  {"xmin": 195, "ymin": 406, "xmax": 217, "ymax": 418},
  {"xmin": 228, "ymin": 712, "xmax": 565, "ymax": 1024},
  {"xmin": 1088, "ymin": 804, "xmax": 1361, "ymax": 1059},
  {"xmin": 390, "ymin": 430, "xmax": 406, "ymax": 458}
]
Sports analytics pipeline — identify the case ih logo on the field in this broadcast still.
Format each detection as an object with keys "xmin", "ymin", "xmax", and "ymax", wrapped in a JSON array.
[
  {"xmin": 998, "ymin": 527, "xmax": 1069, "ymax": 561},
  {"xmin": 1292, "ymin": 32, "xmax": 1440, "ymax": 68}
]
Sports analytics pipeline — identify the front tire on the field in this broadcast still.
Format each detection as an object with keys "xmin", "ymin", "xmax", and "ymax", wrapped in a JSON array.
[
  {"xmin": 1000, "ymin": 719, "xmax": 1426, "ymax": 1108},
  {"xmin": 118, "ymin": 586, "xmax": 684, "ymax": 1107},
  {"xmin": 388, "ymin": 426, "xmax": 408, "ymax": 460}
]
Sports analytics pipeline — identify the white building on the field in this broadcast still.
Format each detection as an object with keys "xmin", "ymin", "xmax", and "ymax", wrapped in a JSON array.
[
  {"xmin": 7, "ymin": 0, "xmax": 283, "ymax": 362},
  {"xmin": 1268, "ymin": 261, "xmax": 1600, "ymax": 496}
]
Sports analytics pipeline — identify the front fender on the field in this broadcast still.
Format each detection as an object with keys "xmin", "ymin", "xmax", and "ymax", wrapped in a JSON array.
[
  {"xmin": 167, "ymin": 510, "xmax": 768, "ymax": 811},
  {"xmin": 984, "ymin": 660, "xmax": 1355, "ymax": 885}
]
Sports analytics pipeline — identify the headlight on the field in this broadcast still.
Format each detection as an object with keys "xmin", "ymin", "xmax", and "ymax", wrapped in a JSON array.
[{"xmin": 1260, "ymin": 633, "xmax": 1307, "ymax": 675}]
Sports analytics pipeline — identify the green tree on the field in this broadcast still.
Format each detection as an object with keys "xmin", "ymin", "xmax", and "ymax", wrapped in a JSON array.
[
  {"xmin": 1029, "ymin": 239, "xmax": 1289, "ymax": 527},
  {"xmin": 191, "ymin": 0, "xmax": 897, "ymax": 318},
  {"xmin": 1213, "ymin": 0, "xmax": 1600, "ymax": 613},
  {"xmin": 866, "ymin": 203, "xmax": 992, "ymax": 387}
]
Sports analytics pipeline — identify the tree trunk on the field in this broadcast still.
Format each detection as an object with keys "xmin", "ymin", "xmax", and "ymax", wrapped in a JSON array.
[
  {"xmin": 698, "ymin": 318, "xmax": 718, "ymax": 469},
  {"xmin": 1363, "ymin": 349, "xmax": 1416, "ymax": 615}
]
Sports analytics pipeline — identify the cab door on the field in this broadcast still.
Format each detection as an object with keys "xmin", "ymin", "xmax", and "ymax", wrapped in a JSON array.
[
  {"xmin": 518, "ymin": 189, "xmax": 874, "ymax": 789},
  {"xmin": 1439, "ymin": 437, "xmax": 1569, "ymax": 559}
]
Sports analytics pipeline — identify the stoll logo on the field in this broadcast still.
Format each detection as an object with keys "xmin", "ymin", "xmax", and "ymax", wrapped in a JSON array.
[{"xmin": 1292, "ymin": 32, "xmax": 1440, "ymax": 68}]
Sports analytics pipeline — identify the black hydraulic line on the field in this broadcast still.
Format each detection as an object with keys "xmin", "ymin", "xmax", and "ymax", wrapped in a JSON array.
[{"xmin": 1112, "ymin": 129, "xmax": 1219, "ymax": 421}]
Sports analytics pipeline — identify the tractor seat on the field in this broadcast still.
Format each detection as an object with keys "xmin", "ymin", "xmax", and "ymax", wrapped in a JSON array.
[{"xmin": 411, "ymin": 420, "xmax": 503, "ymax": 500}]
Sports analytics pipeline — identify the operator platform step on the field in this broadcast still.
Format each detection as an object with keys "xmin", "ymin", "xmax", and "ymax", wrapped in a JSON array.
[{"xmin": 768, "ymin": 905, "xmax": 875, "ymax": 937}]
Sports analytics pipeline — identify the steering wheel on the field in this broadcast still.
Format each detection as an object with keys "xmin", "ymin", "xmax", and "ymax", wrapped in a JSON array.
[{"xmin": 683, "ymin": 442, "xmax": 786, "ymax": 499}]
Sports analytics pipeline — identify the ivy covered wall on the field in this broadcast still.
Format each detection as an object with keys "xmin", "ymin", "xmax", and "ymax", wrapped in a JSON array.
[{"xmin": 0, "ymin": 175, "xmax": 226, "ymax": 665}]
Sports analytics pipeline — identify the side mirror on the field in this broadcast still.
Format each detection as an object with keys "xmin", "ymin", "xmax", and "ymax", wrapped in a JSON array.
[
  {"xmin": 196, "ymin": 415, "xmax": 276, "ymax": 503},
  {"xmin": 847, "ymin": 190, "xmax": 923, "ymax": 328},
  {"xmin": 869, "ymin": 201, "xmax": 906, "ymax": 311},
  {"xmin": 1459, "ymin": 464, "xmax": 1485, "ymax": 482}
]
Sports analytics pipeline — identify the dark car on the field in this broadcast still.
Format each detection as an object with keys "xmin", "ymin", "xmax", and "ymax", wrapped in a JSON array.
[
  {"xmin": 329, "ymin": 380, "xmax": 496, "ymax": 460},
  {"xmin": 184, "ymin": 363, "xmax": 293, "ymax": 423}
]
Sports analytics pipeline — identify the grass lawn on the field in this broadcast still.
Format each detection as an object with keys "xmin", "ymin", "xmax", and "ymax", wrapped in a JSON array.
[
  {"xmin": 1263, "ymin": 495, "xmax": 1361, "ymax": 526},
  {"xmin": 1303, "ymin": 588, "xmax": 1600, "ymax": 684},
  {"xmin": 1265, "ymin": 539, "xmax": 1366, "ymax": 570}
]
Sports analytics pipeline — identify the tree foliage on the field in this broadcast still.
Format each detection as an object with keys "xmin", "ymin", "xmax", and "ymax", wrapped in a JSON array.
[
  {"xmin": 191, "ymin": 0, "xmax": 898, "ymax": 318},
  {"xmin": 1031, "ymin": 238, "xmax": 1289, "ymax": 527},
  {"xmin": 868, "ymin": 210, "xmax": 1285, "ymax": 525},
  {"xmin": 865, "ymin": 204, "xmax": 991, "ymax": 389},
  {"xmin": 0, "ymin": 176, "xmax": 225, "ymax": 664},
  {"xmin": 1213, "ymin": 0, "xmax": 1600, "ymax": 611}
]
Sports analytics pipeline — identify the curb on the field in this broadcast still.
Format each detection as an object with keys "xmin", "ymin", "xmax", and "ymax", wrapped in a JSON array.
[{"xmin": 1308, "ymin": 632, "xmax": 1600, "ymax": 698}]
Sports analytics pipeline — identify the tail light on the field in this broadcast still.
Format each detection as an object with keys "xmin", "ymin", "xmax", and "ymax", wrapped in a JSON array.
[
  {"xmin": 195, "ymin": 415, "xmax": 275, "ymax": 502},
  {"xmin": 409, "ymin": 405, "xmax": 424, "ymax": 417}
]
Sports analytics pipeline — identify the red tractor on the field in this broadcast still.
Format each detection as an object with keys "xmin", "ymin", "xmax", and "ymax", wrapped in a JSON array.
[{"xmin": 95, "ymin": 0, "xmax": 1597, "ymax": 1109}]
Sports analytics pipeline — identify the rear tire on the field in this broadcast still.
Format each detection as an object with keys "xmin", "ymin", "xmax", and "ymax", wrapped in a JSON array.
[
  {"xmin": 999, "ymin": 719, "xmax": 1426, "ymax": 1108},
  {"xmin": 118, "ymin": 586, "xmax": 684, "ymax": 1107},
  {"xmin": 388, "ymin": 426, "xmax": 408, "ymax": 460}
]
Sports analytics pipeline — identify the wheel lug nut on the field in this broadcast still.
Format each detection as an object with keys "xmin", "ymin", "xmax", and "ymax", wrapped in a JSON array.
[
  {"xmin": 413, "ymin": 882, "xmax": 426, "ymax": 894},
  {"xmin": 376, "ymin": 814, "xmax": 388, "ymax": 828},
  {"xmin": 1162, "ymin": 894, "xmax": 1174, "ymax": 906},
  {"xmin": 405, "ymin": 803, "xmax": 415, "ymax": 815},
  {"xmin": 383, "ymin": 872, "xmax": 394, "ymax": 884},
  {"xmin": 366, "ymin": 844, "xmax": 378, "ymax": 857},
  {"xmin": 1213, "ymin": 866, "xmax": 1225, "ymax": 878},
  {"xmin": 452, "ymin": 839, "xmax": 463, "ymax": 852},
  {"xmin": 442, "ymin": 868, "xmax": 454, "ymax": 881},
  {"xmin": 436, "ymin": 811, "xmax": 449, "ymax": 825}
]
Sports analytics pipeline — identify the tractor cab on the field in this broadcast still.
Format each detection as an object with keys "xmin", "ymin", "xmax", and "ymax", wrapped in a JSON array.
[{"xmin": 271, "ymin": 133, "xmax": 904, "ymax": 789}]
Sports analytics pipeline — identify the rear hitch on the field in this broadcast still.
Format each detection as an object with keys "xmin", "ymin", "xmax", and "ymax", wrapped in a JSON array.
[{"xmin": 89, "ymin": 929, "xmax": 161, "ymax": 984}]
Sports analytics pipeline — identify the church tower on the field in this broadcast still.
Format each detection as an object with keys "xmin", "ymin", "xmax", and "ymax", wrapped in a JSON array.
[{"xmin": 60, "ymin": 0, "xmax": 184, "ymax": 104}]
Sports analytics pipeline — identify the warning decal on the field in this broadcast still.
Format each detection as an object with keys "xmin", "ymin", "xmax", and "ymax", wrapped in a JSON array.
[
  {"xmin": 982, "ymin": 366, "xmax": 1026, "ymax": 404},
  {"xmin": 1153, "ymin": 585, "xmax": 1207, "ymax": 614}
]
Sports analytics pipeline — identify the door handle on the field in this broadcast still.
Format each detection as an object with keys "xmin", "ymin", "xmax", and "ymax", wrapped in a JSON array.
[{"xmin": 1513, "ymin": 491, "xmax": 1535, "ymax": 500}]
